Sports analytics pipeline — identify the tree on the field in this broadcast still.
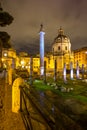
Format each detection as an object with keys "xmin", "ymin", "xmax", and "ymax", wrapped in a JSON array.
[
  {"xmin": 0, "ymin": 3, "xmax": 14, "ymax": 48},
  {"xmin": 0, "ymin": 3, "xmax": 14, "ymax": 68},
  {"xmin": 0, "ymin": 3, "xmax": 14, "ymax": 27},
  {"xmin": 0, "ymin": 31, "xmax": 12, "ymax": 48}
]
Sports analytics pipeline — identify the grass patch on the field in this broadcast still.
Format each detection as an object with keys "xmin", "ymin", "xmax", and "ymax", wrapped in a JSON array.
[
  {"xmin": 33, "ymin": 79, "xmax": 87, "ymax": 103},
  {"xmin": 73, "ymin": 95, "xmax": 87, "ymax": 103},
  {"xmin": 33, "ymin": 80, "xmax": 54, "ymax": 91}
]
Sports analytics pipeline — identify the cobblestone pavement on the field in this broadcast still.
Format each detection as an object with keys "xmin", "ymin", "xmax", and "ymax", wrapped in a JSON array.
[{"xmin": 0, "ymin": 78, "xmax": 25, "ymax": 130}]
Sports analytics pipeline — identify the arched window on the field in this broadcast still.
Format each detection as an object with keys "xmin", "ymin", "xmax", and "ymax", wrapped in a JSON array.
[
  {"xmin": 65, "ymin": 46, "xmax": 67, "ymax": 50},
  {"xmin": 58, "ymin": 46, "xmax": 60, "ymax": 50}
]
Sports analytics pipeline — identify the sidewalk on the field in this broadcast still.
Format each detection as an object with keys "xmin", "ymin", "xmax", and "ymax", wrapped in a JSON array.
[
  {"xmin": 0, "ymin": 78, "xmax": 5, "ymax": 130},
  {"xmin": 0, "ymin": 78, "xmax": 25, "ymax": 130}
]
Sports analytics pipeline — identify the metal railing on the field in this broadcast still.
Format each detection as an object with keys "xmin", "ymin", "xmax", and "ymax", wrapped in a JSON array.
[{"xmin": 19, "ymin": 85, "xmax": 56, "ymax": 130}]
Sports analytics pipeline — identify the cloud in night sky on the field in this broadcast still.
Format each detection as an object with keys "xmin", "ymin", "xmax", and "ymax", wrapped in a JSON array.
[{"xmin": 1, "ymin": 0, "xmax": 87, "ymax": 54}]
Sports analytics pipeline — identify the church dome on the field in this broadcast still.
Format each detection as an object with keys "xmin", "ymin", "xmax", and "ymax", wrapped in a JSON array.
[
  {"xmin": 54, "ymin": 28, "xmax": 70, "ymax": 43},
  {"xmin": 52, "ymin": 27, "xmax": 71, "ymax": 55}
]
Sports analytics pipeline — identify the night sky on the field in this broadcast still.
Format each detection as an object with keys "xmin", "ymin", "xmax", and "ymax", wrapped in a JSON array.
[{"xmin": 1, "ymin": 0, "xmax": 87, "ymax": 54}]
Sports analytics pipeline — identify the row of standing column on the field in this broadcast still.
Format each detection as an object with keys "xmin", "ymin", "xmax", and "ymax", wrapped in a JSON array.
[{"xmin": 63, "ymin": 61, "xmax": 85, "ymax": 82}]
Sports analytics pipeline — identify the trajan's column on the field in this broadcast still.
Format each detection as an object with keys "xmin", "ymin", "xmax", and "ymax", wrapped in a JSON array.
[{"xmin": 39, "ymin": 24, "xmax": 45, "ymax": 76}]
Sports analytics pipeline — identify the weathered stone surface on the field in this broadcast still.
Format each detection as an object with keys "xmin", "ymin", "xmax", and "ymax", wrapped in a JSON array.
[{"xmin": 12, "ymin": 77, "xmax": 24, "ymax": 113}]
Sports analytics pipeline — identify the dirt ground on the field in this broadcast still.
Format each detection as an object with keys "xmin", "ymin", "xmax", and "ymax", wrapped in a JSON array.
[{"xmin": 45, "ymin": 90, "xmax": 87, "ymax": 130}]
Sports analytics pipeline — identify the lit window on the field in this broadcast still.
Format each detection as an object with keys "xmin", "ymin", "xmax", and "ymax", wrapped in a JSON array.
[
  {"xmin": 65, "ymin": 46, "xmax": 67, "ymax": 50},
  {"xmin": 58, "ymin": 46, "xmax": 60, "ymax": 50},
  {"xmin": 4, "ymin": 52, "xmax": 8, "ymax": 57},
  {"xmin": 21, "ymin": 60, "xmax": 25, "ymax": 65}
]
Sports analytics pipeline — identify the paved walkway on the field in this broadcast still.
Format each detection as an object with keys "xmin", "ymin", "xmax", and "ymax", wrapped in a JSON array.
[
  {"xmin": 0, "ymin": 77, "xmax": 25, "ymax": 130},
  {"xmin": 0, "ymin": 78, "xmax": 5, "ymax": 130}
]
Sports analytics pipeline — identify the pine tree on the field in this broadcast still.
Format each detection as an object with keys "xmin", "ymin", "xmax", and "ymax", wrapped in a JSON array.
[{"xmin": 0, "ymin": 2, "xmax": 14, "ymax": 48}]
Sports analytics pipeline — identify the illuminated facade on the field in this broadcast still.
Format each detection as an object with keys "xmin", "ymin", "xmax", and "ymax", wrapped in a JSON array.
[
  {"xmin": 52, "ymin": 27, "xmax": 71, "ymax": 55},
  {"xmin": 52, "ymin": 27, "xmax": 74, "ymax": 73},
  {"xmin": 17, "ymin": 52, "xmax": 40, "ymax": 75},
  {"xmin": 74, "ymin": 47, "xmax": 87, "ymax": 71},
  {"xmin": 2, "ymin": 48, "xmax": 16, "ymax": 69},
  {"xmin": 33, "ymin": 57, "xmax": 40, "ymax": 75},
  {"xmin": 17, "ymin": 53, "xmax": 54, "ymax": 76},
  {"xmin": 15, "ymin": 47, "xmax": 87, "ymax": 78}
]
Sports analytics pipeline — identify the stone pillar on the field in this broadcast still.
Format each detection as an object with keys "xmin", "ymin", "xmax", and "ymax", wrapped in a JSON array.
[
  {"xmin": 8, "ymin": 68, "xmax": 13, "ymax": 85},
  {"xmin": 76, "ymin": 61, "xmax": 79, "ymax": 79},
  {"xmin": 30, "ymin": 57, "xmax": 33, "ymax": 85},
  {"xmin": 39, "ymin": 24, "xmax": 45, "ymax": 76},
  {"xmin": 82, "ymin": 64, "xmax": 84, "ymax": 79},
  {"xmin": 70, "ymin": 62, "xmax": 73, "ymax": 80},
  {"xmin": 43, "ymin": 61, "xmax": 46, "ymax": 84},
  {"xmin": 54, "ymin": 60, "xmax": 57, "ymax": 82},
  {"xmin": 63, "ymin": 63, "xmax": 66, "ymax": 82}
]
